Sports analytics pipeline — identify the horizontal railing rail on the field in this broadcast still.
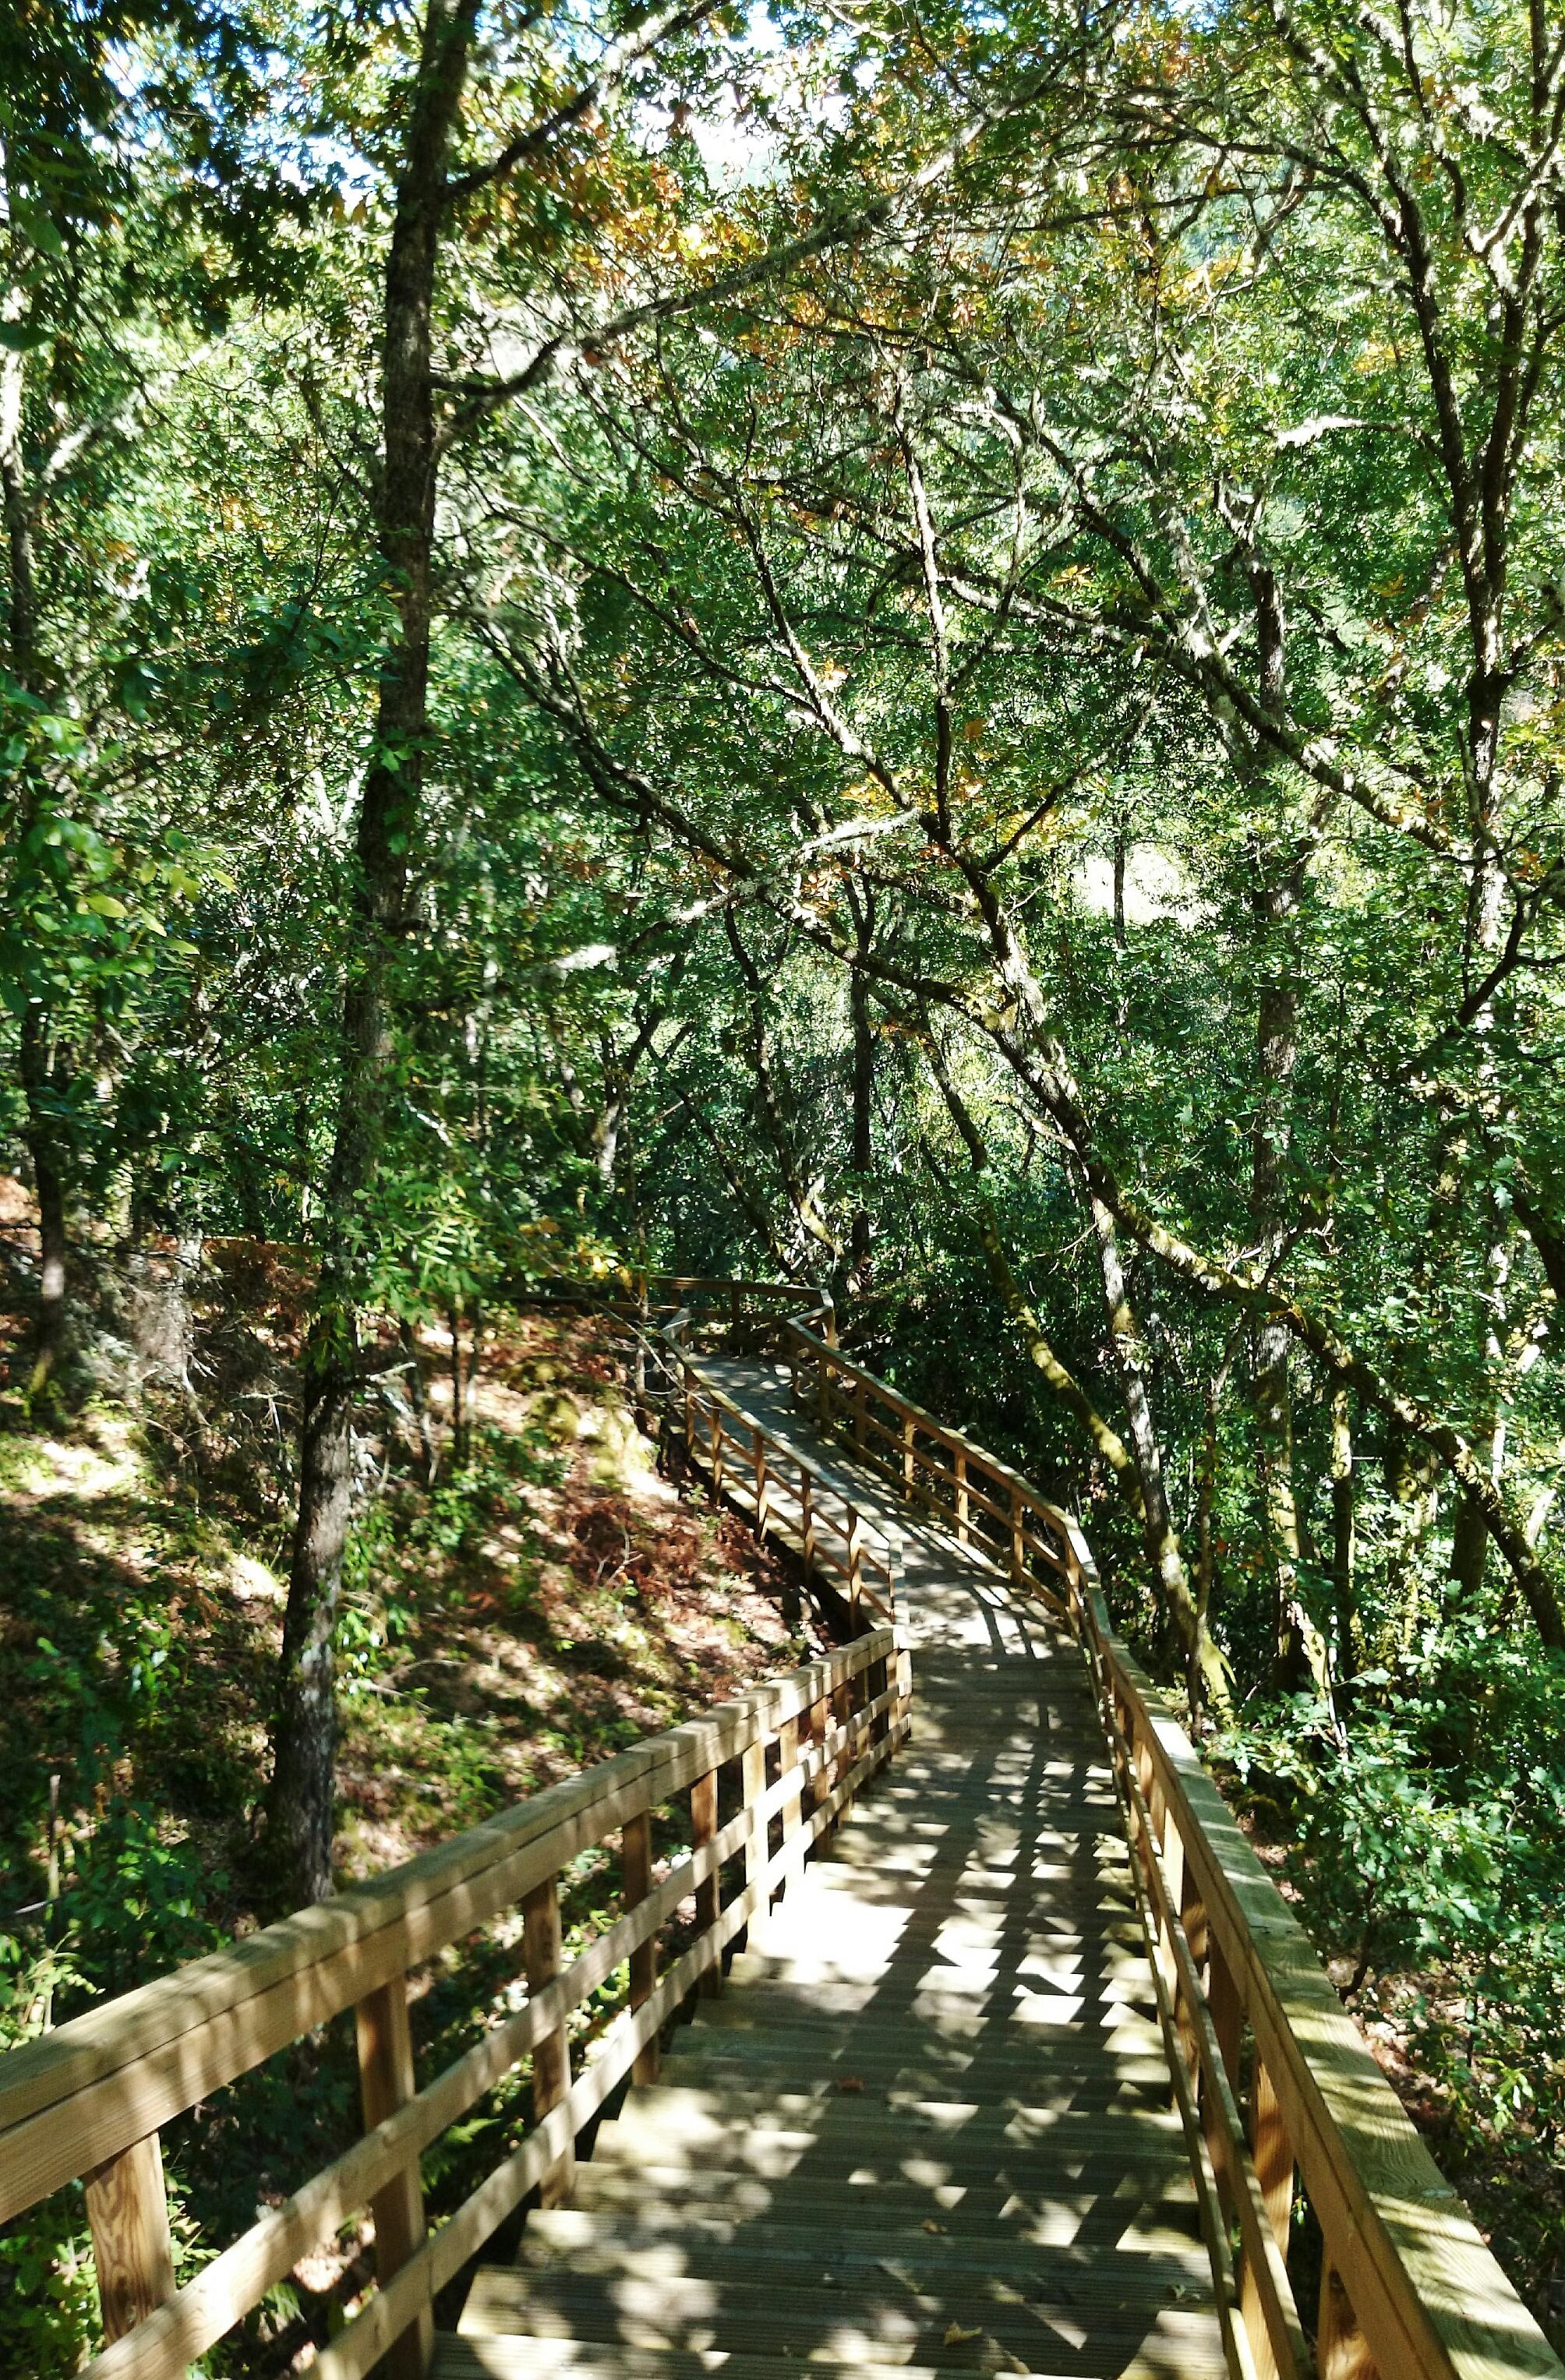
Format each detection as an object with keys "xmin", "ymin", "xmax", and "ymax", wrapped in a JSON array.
[{"xmin": 0, "ymin": 1626, "xmax": 901, "ymax": 2380}]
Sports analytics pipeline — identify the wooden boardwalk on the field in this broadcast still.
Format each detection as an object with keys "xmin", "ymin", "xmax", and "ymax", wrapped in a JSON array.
[{"xmin": 443, "ymin": 1361, "xmax": 1229, "ymax": 2380}]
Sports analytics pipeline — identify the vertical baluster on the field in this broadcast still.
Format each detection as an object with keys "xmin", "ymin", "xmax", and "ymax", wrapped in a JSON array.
[
  {"xmin": 1175, "ymin": 1857, "xmax": 1206, "ymax": 2085},
  {"xmin": 800, "ymin": 1467, "xmax": 815, "ymax": 1570},
  {"xmin": 1318, "ymin": 2258, "xmax": 1375, "ymax": 2380},
  {"xmin": 1250, "ymin": 2058, "xmax": 1295, "ymax": 2251},
  {"xmin": 902, "ymin": 1413, "xmax": 915, "ymax": 1499},
  {"xmin": 778, "ymin": 1712, "xmax": 802, "ymax": 1902},
  {"xmin": 895, "ymin": 1631, "xmax": 913, "ymax": 1735},
  {"xmin": 691, "ymin": 1765, "xmax": 722, "ymax": 1997},
  {"xmin": 954, "ymin": 1449, "xmax": 969, "ymax": 1541},
  {"xmin": 1009, "ymin": 1488, "xmax": 1025, "ymax": 1591},
  {"xmin": 623, "ymin": 1809, "xmax": 659, "ymax": 2084},
  {"xmin": 846, "ymin": 1508, "xmax": 863, "ymax": 1616},
  {"xmin": 1238, "ymin": 2055, "xmax": 1295, "ymax": 2380},
  {"xmin": 832, "ymin": 1668, "xmax": 854, "ymax": 1798},
  {"xmin": 355, "ymin": 1976, "xmax": 433, "ymax": 2380},
  {"xmin": 753, "ymin": 1428, "xmax": 769, "ymax": 1530},
  {"xmin": 742, "ymin": 1733, "xmax": 768, "ymax": 1943},
  {"xmin": 1204, "ymin": 1934, "xmax": 1242, "ymax": 2100},
  {"xmin": 84, "ymin": 2133, "xmax": 176, "ymax": 2347},
  {"xmin": 807, "ymin": 1683, "xmax": 831, "ymax": 1823},
  {"xmin": 522, "ymin": 1873, "xmax": 575, "ymax": 2208}
]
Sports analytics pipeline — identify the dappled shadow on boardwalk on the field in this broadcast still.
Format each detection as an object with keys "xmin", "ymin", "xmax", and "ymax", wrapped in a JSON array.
[{"xmin": 451, "ymin": 1495, "xmax": 1229, "ymax": 2380}]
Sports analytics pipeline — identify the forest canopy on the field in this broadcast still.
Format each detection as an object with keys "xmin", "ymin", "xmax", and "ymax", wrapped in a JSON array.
[{"xmin": 3, "ymin": 0, "xmax": 1565, "ymax": 2354}]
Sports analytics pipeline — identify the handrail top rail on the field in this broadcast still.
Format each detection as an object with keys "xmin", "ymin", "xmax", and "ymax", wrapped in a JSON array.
[{"xmin": 0, "ymin": 1630, "xmax": 890, "ymax": 2166}]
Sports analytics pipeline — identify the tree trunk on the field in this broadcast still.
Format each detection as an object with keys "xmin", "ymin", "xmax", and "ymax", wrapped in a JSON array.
[
  {"xmin": 17, "ymin": 1007, "xmax": 68, "ymax": 1402},
  {"xmin": 2, "ymin": 309, "xmax": 72, "ymax": 1406},
  {"xmin": 1086, "ymin": 1187, "xmax": 1231, "ymax": 1714},
  {"xmin": 850, "ymin": 954, "xmax": 874, "ymax": 1287},
  {"xmin": 265, "ymin": 0, "xmax": 478, "ymax": 1911},
  {"xmin": 1330, "ymin": 1386, "xmax": 1356, "ymax": 1677},
  {"xmin": 1245, "ymin": 845, "xmax": 1338, "ymax": 1719}
]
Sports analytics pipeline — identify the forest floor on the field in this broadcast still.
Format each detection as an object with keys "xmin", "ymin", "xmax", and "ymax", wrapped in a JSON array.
[{"xmin": 0, "ymin": 1227, "xmax": 815, "ymax": 2376}]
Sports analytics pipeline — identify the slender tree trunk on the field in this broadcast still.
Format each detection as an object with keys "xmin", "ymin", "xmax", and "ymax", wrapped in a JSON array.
[
  {"xmin": 401, "ymin": 1319, "xmax": 438, "ymax": 1485},
  {"xmin": 1085, "ymin": 1186, "xmax": 1230, "ymax": 1712},
  {"xmin": 1248, "ymin": 849, "xmax": 1329, "ymax": 1695},
  {"xmin": 1330, "ymin": 1386, "xmax": 1356, "ymax": 1676},
  {"xmin": 447, "ymin": 1301, "xmax": 468, "ymax": 1466},
  {"xmin": 17, "ymin": 1006, "xmax": 68, "ymax": 1400},
  {"xmin": 2, "ymin": 295, "xmax": 72, "ymax": 1404},
  {"xmin": 266, "ymin": 0, "xmax": 478, "ymax": 1909},
  {"xmin": 850, "ymin": 952, "xmax": 874, "ymax": 1287}
]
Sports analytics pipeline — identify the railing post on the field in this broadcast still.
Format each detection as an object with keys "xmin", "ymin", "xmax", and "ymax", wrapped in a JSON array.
[
  {"xmin": 902, "ymin": 1414, "xmax": 915, "ymax": 1498},
  {"xmin": 800, "ymin": 1467, "xmax": 815, "ymax": 1570},
  {"xmin": 954, "ymin": 1449, "xmax": 969, "ymax": 1542},
  {"xmin": 1009, "ymin": 1487, "xmax": 1025, "ymax": 1590},
  {"xmin": 1249, "ymin": 2058, "xmax": 1295, "ymax": 2251},
  {"xmin": 846, "ymin": 1509, "xmax": 863, "ymax": 1616},
  {"xmin": 807, "ymin": 1684, "xmax": 831, "ymax": 1816},
  {"xmin": 354, "ymin": 1977, "xmax": 433, "ymax": 2380},
  {"xmin": 1175, "ymin": 1856, "xmax": 1206, "ymax": 2085},
  {"xmin": 1239, "ymin": 2057, "xmax": 1295, "ymax": 2380},
  {"xmin": 895, "ymin": 1631, "xmax": 913, "ymax": 1734},
  {"xmin": 1318, "ymin": 2259, "xmax": 1375, "ymax": 2380},
  {"xmin": 522, "ymin": 1873, "xmax": 575, "ymax": 2208},
  {"xmin": 623, "ymin": 1810, "xmax": 659, "ymax": 2084},
  {"xmin": 778, "ymin": 1711, "xmax": 802, "ymax": 1900},
  {"xmin": 752, "ymin": 1428, "xmax": 769, "ymax": 1531},
  {"xmin": 709, "ymin": 1405, "xmax": 725, "ymax": 1494},
  {"xmin": 692, "ymin": 1764, "xmax": 722, "ymax": 1997},
  {"xmin": 84, "ymin": 2132, "xmax": 176, "ymax": 2347},
  {"xmin": 742, "ymin": 1733, "xmax": 768, "ymax": 1941},
  {"xmin": 831, "ymin": 1669, "xmax": 853, "ymax": 1805}
]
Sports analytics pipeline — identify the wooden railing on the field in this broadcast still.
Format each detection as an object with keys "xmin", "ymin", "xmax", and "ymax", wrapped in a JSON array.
[
  {"xmin": 659, "ymin": 1297, "xmax": 898, "ymax": 1630},
  {"xmin": 0, "ymin": 1627, "xmax": 903, "ymax": 2380},
  {"xmin": 726, "ymin": 1285, "xmax": 1564, "ymax": 2380},
  {"xmin": 774, "ymin": 1313, "xmax": 1078, "ymax": 1626}
]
